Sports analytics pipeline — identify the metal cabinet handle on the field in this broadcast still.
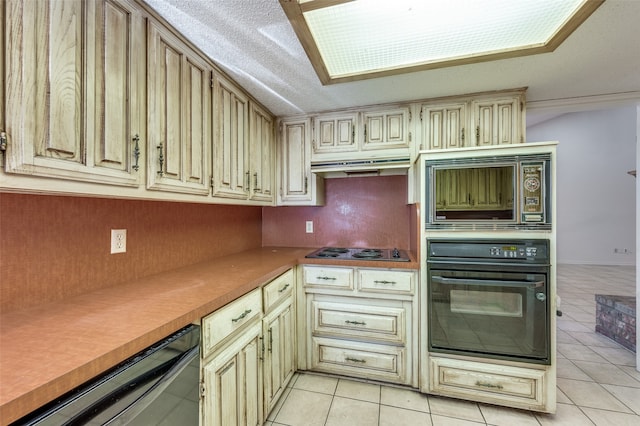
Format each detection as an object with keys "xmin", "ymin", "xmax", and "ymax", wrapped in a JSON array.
[
  {"xmin": 1, "ymin": 131, "xmax": 8, "ymax": 151},
  {"xmin": 259, "ymin": 336, "xmax": 264, "ymax": 360},
  {"xmin": 345, "ymin": 320, "xmax": 366, "ymax": 326},
  {"xmin": 476, "ymin": 381, "xmax": 503, "ymax": 390},
  {"xmin": 317, "ymin": 276, "xmax": 336, "ymax": 281},
  {"xmin": 231, "ymin": 309, "xmax": 252, "ymax": 322},
  {"xmin": 278, "ymin": 283, "xmax": 291, "ymax": 293},
  {"xmin": 461, "ymin": 127, "xmax": 465, "ymax": 143},
  {"xmin": 157, "ymin": 143, "xmax": 164, "ymax": 176},
  {"xmin": 268, "ymin": 328, "xmax": 273, "ymax": 352},
  {"xmin": 245, "ymin": 172, "xmax": 250, "ymax": 190},
  {"xmin": 253, "ymin": 172, "xmax": 260, "ymax": 192},
  {"xmin": 132, "ymin": 134, "xmax": 140, "ymax": 171},
  {"xmin": 345, "ymin": 357, "xmax": 366, "ymax": 363},
  {"xmin": 373, "ymin": 280, "xmax": 396, "ymax": 285}
]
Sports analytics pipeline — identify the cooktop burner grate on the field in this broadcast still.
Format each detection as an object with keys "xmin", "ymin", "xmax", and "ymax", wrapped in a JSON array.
[{"xmin": 305, "ymin": 247, "xmax": 410, "ymax": 262}]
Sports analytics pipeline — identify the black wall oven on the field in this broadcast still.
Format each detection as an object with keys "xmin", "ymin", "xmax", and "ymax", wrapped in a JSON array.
[{"xmin": 427, "ymin": 239, "xmax": 550, "ymax": 365}]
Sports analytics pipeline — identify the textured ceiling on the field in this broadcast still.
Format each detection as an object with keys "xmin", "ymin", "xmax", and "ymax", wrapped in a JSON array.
[{"xmin": 143, "ymin": 0, "xmax": 640, "ymax": 118}]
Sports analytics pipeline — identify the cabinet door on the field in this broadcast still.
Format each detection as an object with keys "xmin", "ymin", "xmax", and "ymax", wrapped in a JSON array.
[
  {"xmin": 212, "ymin": 74, "xmax": 250, "ymax": 200},
  {"xmin": 263, "ymin": 300, "xmax": 295, "ymax": 415},
  {"xmin": 278, "ymin": 118, "xmax": 324, "ymax": 205},
  {"xmin": 445, "ymin": 168, "xmax": 473, "ymax": 209},
  {"xmin": 147, "ymin": 20, "xmax": 211, "ymax": 195},
  {"xmin": 422, "ymin": 103, "xmax": 466, "ymax": 150},
  {"xmin": 471, "ymin": 167, "xmax": 504, "ymax": 209},
  {"xmin": 362, "ymin": 107, "xmax": 410, "ymax": 150},
  {"xmin": 248, "ymin": 102, "xmax": 274, "ymax": 203},
  {"xmin": 4, "ymin": 0, "xmax": 142, "ymax": 186},
  {"xmin": 312, "ymin": 113, "xmax": 358, "ymax": 154},
  {"xmin": 203, "ymin": 322, "xmax": 263, "ymax": 426},
  {"xmin": 472, "ymin": 97, "xmax": 521, "ymax": 146}
]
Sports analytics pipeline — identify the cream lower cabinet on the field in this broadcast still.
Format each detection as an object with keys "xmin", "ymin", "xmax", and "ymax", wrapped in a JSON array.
[
  {"xmin": 262, "ymin": 270, "xmax": 296, "ymax": 415},
  {"xmin": 301, "ymin": 265, "xmax": 417, "ymax": 387},
  {"xmin": 201, "ymin": 269, "xmax": 296, "ymax": 425},
  {"xmin": 428, "ymin": 357, "xmax": 549, "ymax": 412},
  {"xmin": 202, "ymin": 321, "xmax": 263, "ymax": 426},
  {"xmin": 202, "ymin": 288, "xmax": 263, "ymax": 426}
]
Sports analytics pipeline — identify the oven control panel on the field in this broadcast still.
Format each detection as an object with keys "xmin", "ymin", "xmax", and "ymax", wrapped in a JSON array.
[
  {"xmin": 428, "ymin": 239, "xmax": 549, "ymax": 263},
  {"xmin": 489, "ymin": 245, "xmax": 538, "ymax": 258}
]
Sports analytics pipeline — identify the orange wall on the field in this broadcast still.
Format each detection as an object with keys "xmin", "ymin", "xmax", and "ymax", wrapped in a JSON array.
[
  {"xmin": 262, "ymin": 175, "xmax": 414, "ymax": 249},
  {"xmin": 1, "ymin": 176, "xmax": 415, "ymax": 312},
  {"xmin": 0, "ymin": 193, "xmax": 262, "ymax": 312}
]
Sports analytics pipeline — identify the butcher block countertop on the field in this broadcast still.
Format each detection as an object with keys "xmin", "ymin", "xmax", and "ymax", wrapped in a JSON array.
[{"xmin": 0, "ymin": 247, "xmax": 418, "ymax": 424}]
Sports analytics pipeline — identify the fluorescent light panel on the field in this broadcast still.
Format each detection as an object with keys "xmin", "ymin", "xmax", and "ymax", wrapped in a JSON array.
[{"xmin": 281, "ymin": 0, "xmax": 604, "ymax": 84}]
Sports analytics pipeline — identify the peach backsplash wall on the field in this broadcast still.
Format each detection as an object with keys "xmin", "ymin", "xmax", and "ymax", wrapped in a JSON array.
[
  {"xmin": 0, "ymin": 193, "xmax": 262, "ymax": 312},
  {"xmin": 262, "ymin": 175, "xmax": 413, "ymax": 249}
]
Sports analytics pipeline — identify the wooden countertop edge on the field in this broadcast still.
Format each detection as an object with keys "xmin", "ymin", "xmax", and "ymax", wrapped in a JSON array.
[{"xmin": 0, "ymin": 247, "xmax": 418, "ymax": 424}]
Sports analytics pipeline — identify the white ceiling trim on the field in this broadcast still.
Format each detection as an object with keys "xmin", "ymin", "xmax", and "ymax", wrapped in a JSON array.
[{"xmin": 527, "ymin": 91, "xmax": 640, "ymax": 115}]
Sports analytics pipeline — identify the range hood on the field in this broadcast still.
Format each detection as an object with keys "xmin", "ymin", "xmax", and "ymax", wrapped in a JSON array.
[{"xmin": 310, "ymin": 157, "xmax": 411, "ymax": 178}]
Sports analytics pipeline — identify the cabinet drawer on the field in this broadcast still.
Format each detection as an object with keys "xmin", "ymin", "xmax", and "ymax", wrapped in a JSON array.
[
  {"xmin": 358, "ymin": 270, "xmax": 414, "ymax": 295},
  {"xmin": 430, "ymin": 357, "xmax": 546, "ymax": 410},
  {"xmin": 202, "ymin": 288, "xmax": 262, "ymax": 357},
  {"xmin": 303, "ymin": 266, "xmax": 353, "ymax": 290},
  {"xmin": 263, "ymin": 269, "xmax": 294, "ymax": 312},
  {"xmin": 311, "ymin": 301, "xmax": 405, "ymax": 344},
  {"xmin": 311, "ymin": 337, "xmax": 407, "ymax": 384}
]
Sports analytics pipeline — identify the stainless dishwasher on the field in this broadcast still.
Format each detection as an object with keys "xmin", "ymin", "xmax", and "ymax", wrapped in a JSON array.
[{"xmin": 13, "ymin": 324, "xmax": 200, "ymax": 426}]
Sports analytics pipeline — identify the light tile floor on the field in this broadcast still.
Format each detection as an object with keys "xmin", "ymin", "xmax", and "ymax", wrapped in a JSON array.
[{"xmin": 267, "ymin": 264, "xmax": 638, "ymax": 426}]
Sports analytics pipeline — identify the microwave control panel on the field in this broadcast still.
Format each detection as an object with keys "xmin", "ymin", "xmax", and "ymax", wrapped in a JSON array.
[{"xmin": 521, "ymin": 161, "xmax": 545, "ymax": 222}]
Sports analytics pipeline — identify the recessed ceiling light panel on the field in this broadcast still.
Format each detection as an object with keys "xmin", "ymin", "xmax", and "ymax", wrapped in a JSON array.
[{"xmin": 280, "ymin": 0, "xmax": 604, "ymax": 84}]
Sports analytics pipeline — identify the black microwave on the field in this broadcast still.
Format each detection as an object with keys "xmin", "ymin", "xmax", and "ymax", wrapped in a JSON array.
[{"xmin": 425, "ymin": 153, "xmax": 552, "ymax": 230}]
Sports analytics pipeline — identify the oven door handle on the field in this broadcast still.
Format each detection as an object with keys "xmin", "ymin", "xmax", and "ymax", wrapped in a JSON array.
[{"xmin": 432, "ymin": 276, "xmax": 545, "ymax": 288}]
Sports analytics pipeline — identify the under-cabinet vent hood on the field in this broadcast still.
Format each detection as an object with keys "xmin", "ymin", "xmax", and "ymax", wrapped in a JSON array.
[{"xmin": 310, "ymin": 157, "xmax": 411, "ymax": 178}]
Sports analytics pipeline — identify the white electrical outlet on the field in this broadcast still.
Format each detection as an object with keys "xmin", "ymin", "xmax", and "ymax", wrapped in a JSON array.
[
  {"xmin": 305, "ymin": 221, "xmax": 313, "ymax": 233},
  {"xmin": 111, "ymin": 229, "xmax": 127, "ymax": 254}
]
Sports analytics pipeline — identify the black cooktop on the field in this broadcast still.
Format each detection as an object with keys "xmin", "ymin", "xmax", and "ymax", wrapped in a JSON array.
[{"xmin": 305, "ymin": 247, "xmax": 411, "ymax": 262}]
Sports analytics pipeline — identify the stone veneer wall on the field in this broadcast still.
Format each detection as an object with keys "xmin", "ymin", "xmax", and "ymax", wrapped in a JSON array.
[{"xmin": 595, "ymin": 294, "xmax": 636, "ymax": 352}]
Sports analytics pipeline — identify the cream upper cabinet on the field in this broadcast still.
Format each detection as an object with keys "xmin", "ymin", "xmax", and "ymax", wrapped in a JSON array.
[
  {"xmin": 312, "ymin": 112, "xmax": 358, "ymax": 154},
  {"xmin": 248, "ymin": 102, "xmax": 275, "ymax": 203},
  {"xmin": 146, "ymin": 19, "xmax": 211, "ymax": 195},
  {"xmin": 277, "ymin": 118, "xmax": 325, "ymax": 206},
  {"xmin": 362, "ymin": 106, "xmax": 411, "ymax": 150},
  {"xmin": 212, "ymin": 74, "xmax": 250, "ymax": 200},
  {"xmin": 420, "ymin": 89, "xmax": 526, "ymax": 151},
  {"xmin": 3, "ymin": 0, "xmax": 143, "ymax": 186},
  {"xmin": 307, "ymin": 105, "xmax": 411, "ymax": 161},
  {"xmin": 472, "ymin": 96, "xmax": 524, "ymax": 146},
  {"xmin": 421, "ymin": 102, "xmax": 467, "ymax": 150},
  {"xmin": 212, "ymin": 74, "xmax": 274, "ymax": 204}
]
